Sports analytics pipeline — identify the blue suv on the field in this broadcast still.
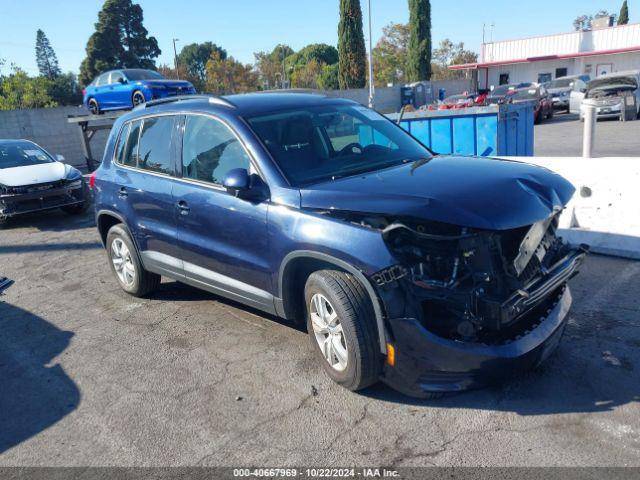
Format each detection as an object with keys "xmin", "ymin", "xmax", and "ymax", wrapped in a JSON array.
[
  {"xmin": 92, "ymin": 94, "xmax": 586, "ymax": 398},
  {"xmin": 83, "ymin": 69, "xmax": 196, "ymax": 115}
]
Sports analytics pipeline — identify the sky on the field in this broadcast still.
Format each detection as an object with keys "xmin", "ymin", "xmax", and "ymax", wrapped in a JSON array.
[{"xmin": 0, "ymin": 0, "xmax": 635, "ymax": 76}]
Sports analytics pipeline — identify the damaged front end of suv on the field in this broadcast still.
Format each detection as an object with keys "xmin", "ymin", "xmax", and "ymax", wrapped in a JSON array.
[{"xmin": 319, "ymin": 202, "xmax": 587, "ymax": 397}]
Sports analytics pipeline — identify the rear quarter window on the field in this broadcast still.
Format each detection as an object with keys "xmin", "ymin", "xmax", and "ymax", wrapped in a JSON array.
[
  {"xmin": 121, "ymin": 120, "xmax": 142, "ymax": 168},
  {"xmin": 137, "ymin": 116, "xmax": 175, "ymax": 175}
]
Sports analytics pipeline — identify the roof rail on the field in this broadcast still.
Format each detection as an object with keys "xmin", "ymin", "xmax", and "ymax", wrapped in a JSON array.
[{"xmin": 137, "ymin": 94, "xmax": 236, "ymax": 110}]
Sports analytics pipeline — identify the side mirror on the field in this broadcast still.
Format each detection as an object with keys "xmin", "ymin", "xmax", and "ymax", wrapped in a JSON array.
[
  {"xmin": 55, "ymin": 154, "xmax": 65, "ymax": 162},
  {"xmin": 223, "ymin": 168, "xmax": 250, "ymax": 197},
  {"xmin": 118, "ymin": 77, "xmax": 127, "ymax": 84}
]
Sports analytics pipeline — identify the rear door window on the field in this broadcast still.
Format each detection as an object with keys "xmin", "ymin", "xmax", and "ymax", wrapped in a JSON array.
[{"xmin": 137, "ymin": 116, "xmax": 175, "ymax": 175}]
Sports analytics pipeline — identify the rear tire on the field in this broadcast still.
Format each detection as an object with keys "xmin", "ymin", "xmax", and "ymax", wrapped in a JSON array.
[
  {"xmin": 88, "ymin": 98, "xmax": 100, "ymax": 115},
  {"xmin": 304, "ymin": 270, "xmax": 381, "ymax": 392},
  {"xmin": 106, "ymin": 224, "xmax": 160, "ymax": 297},
  {"xmin": 0, "ymin": 216, "xmax": 9, "ymax": 228}
]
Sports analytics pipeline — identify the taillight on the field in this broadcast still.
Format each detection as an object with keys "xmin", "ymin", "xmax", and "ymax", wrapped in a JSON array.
[{"xmin": 88, "ymin": 171, "xmax": 97, "ymax": 189}]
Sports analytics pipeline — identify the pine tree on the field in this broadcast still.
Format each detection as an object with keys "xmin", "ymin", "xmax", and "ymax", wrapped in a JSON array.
[
  {"xmin": 338, "ymin": 0, "xmax": 367, "ymax": 89},
  {"xmin": 618, "ymin": 1, "xmax": 629, "ymax": 25},
  {"xmin": 35, "ymin": 29, "xmax": 61, "ymax": 79},
  {"xmin": 406, "ymin": 0, "xmax": 432, "ymax": 82},
  {"xmin": 79, "ymin": 0, "xmax": 161, "ymax": 86}
]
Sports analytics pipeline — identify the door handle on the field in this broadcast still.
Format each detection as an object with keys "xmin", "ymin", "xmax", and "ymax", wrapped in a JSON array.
[
  {"xmin": 118, "ymin": 187, "xmax": 128, "ymax": 198},
  {"xmin": 177, "ymin": 200, "xmax": 190, "ymax": 215}
]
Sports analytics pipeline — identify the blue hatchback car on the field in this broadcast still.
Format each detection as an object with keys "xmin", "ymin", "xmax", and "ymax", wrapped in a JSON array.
[
  {"xmin": 92, "ymin": 93, "xmax": 586, "ymax": 398},
  {"xmin": 83, "ymin": 69, "xmax": 196, "ymax": 115}
]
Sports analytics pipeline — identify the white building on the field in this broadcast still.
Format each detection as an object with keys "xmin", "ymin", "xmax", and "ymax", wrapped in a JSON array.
[{"xmin": 451, "ymin": 22, "xmax": 640, "ymax": 89}]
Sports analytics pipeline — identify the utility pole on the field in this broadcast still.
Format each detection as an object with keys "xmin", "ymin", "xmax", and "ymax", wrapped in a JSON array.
[
  {"xmin": 367, "ymin": 0, "xmax": 375, "ymax": 108},
  {"xmin": 172, "ymin": 38, "xmax": 180, "ymax": 78}
]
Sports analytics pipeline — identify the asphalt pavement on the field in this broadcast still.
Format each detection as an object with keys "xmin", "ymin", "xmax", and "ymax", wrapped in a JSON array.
[{"xmin": 0, "ymin": 210, "xmax": 638, "ymax": 466}]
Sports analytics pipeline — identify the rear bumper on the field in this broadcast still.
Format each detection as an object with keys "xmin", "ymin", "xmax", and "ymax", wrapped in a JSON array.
[
  {"xmin": 552, "ymin": 98, "xmax": 569, "ymax": 108},
  {"xmin": 0, "ymin": 184, "xmax": 85, "ymax": 218},
  {"xmin": 381, "ymin": 248, "xmax": 586, "ymax": 397}
]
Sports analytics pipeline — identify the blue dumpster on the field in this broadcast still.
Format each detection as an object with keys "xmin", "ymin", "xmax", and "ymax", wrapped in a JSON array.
[{"xmin": 385, "ymin": 103, "xmax": 535, "ymax": 157}]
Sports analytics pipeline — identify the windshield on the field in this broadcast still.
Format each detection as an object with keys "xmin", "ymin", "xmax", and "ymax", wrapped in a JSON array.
[
  {"xmin": 491, "ymin": 85, "xmax": 515, "ymax": 96},
  {"xmin": 548, "ymin": 78, "xmax": 574, "ymax": 89},
  {"xmin": 247, "ymin": 104, "xmax": 432, "ymax": 186},
  {"xmin": 0, "ymin": 142, "xmax": 54, "ymax": 169},
  {"xmin": 510, "ymin": 88, "xmax": 539, "ymax": 101},
  {"xmin": 124, "ymin": 69, "xmax": 165, "ymax": 81}
]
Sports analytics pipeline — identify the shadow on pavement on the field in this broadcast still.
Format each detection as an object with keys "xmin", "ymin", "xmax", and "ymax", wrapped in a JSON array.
[
  {"xmin": 0, "ymin": 301, "xmax": 80, "ymax": 453},
  {"xmin": 0, "ymin": 242, "xmax": 102, "ymax": 254},
  {"xmin": 2, "ymin": 210, "xmax": 95, "ymax": 233}
]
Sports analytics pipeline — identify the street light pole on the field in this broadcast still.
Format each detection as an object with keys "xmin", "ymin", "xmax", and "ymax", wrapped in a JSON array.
[
  {"xmin": 367, "ymin": 0, "xmax": 375, "ymax": 109},
  {"xmin": 172, "ymin": 38, "xmax": 180, "ymax": 78}
]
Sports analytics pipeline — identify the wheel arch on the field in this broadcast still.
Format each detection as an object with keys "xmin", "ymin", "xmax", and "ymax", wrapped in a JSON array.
[
  {"xmin": 278, "ymin": 251, "xmax": 388, "ymax": 354},
  {"xmin": 96, "ymin": 210, "xmax": 141, "ymax": 254}
]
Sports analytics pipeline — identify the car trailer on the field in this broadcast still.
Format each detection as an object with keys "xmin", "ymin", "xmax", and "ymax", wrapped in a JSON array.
[{"xmin": 67, "ymin": 112, "xmax": 124, "ymax": 172}]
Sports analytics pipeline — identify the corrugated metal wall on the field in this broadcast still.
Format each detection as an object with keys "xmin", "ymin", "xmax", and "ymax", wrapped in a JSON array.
[{"xmin": 482, "ymin": 23, "xmax": 640, "ymax": 63}]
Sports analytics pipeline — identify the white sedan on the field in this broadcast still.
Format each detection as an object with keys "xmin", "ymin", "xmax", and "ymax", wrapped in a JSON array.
[{"xmin": 0, "ymin": 140, "xmax": 89, "ymax": 226}]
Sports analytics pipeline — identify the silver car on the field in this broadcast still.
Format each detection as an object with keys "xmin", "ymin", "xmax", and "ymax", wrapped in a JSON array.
[
  {"xmin": 546, "ymin": 75, "xmax": 590, "ymax": 112},
  {"xmin": 578, "ymin": 71, "xmax": 640, "ymax": 121}
]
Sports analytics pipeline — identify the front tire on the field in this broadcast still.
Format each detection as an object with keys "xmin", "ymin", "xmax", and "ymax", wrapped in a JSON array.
[
  {"xmin": 304, "ymin": 270, "xmax": 381, "ymax": 391},
  {"xmin": 106, "ymin": 224, "xmax": 160, "ymax": 297},
  {"xmin": 132, "ymin": 91, "xmax": 146, "ymax": 108}
]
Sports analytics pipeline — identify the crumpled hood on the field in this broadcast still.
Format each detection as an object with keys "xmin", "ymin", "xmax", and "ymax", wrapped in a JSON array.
[
  {"xmin": 0, "ymin": 161, "xmax": 70, "ymax": 186},
  {"xmin": 300, "ymin": 156, "xmax": 575, "ymax": 231}
]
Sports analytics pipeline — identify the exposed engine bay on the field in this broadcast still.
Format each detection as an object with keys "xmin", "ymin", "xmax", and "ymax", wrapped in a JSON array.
[{"xmin": 323, "ymin": 211, "xmax": 587, "ymax": 345}]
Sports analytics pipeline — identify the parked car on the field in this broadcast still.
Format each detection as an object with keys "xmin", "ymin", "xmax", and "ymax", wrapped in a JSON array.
[
  {"xmin": 93, "ymin": 93, "xmax": 586, "ymax": 398},
  {"xmin": 486, "ymin": 83, "xmax": 534, "ymax": 105},
  {"xmin": 546, "ymin": 75, "xmax": 590, "ymax": 112},
  {"xmin": 578, "ymin": 71, "xmax": 640, "ymax": 121},
  {"xmin": 0, "ymin": 140, "xmax": 89, "ymax": 226},
  {"xmin": 509, "ymin": 85, "xmax": 555, "ymax": 123},
  {"xmin": 439, "ymin": 92, "xmax": 488, "ymax": 109},
  {"xmin": 83, "ymin": 69, "xmax": 196, "ymax": 115}
]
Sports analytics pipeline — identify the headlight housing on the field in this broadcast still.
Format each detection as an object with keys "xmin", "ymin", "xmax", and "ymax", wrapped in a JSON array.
[{"xmin": 65, "ymin": 168, "xmax": 83, "ymax": 188}]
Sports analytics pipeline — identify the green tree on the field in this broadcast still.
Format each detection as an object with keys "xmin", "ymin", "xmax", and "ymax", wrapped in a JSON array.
[
  {"xmin": 338, "ymin": 0, "xmax": 367, "ymax": 89},
  {"xmin": 48, "ymin": 72, "xmax": 83, "ymax": 106},
  {"xmin": 0, "ymin": 67, "xmax": 57, "ymax": 110},
  {"xmin": 177, "ymin": 42, "xmax": 227, "ymax": 88},
  {"xmin": 254, "ymin": 44, "xmax": 294, "ymax": 89},
  {"xmin": 317, "ymin": 63, "xmax": 339, "ymax": 90},
  {"xmin": 619, "ymin": 1, "xmax": 629, "ymax": 25},
  {"xmin": 79, "ymin": 0, "xmax": 161, "ymax": 86},
  {"xmin": 35, "ymin": 29, "xmax": 61, "ymax": 79},
  {"xmin": 407, "ymin": 0, "xmax": 431, "ymax": 82},
  {"xmin": 205, "ymin": 51, "xmax": 258, "ymax": 95},
  {"xmin": 372, "ymin": 23, "xmax": 409, "ymax": 86},
  {"xmin": 431, "ymin": 39, "xmax": 478, "ymax": 80},
  {"xmin": 293, "ymin": 43, "xmax": 339, "ymax": 67}
]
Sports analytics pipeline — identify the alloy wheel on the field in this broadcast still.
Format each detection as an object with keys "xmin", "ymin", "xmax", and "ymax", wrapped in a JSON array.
[
  {"xmin": 310, "ymin": 293, "xmax": 348, "ymax": 372},
  {"xmin": 133, "ymin": 92, "xmax": 145, "ymax": 107},
  {"xmin": 111, "ymin": 238, "xmax": 136, "ymax": 287}
]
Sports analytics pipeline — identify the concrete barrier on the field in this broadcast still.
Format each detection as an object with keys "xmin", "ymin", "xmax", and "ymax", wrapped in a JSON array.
[{"xmin": 502, "ymin": 157, "xmax": 640, "ymax": 260}]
